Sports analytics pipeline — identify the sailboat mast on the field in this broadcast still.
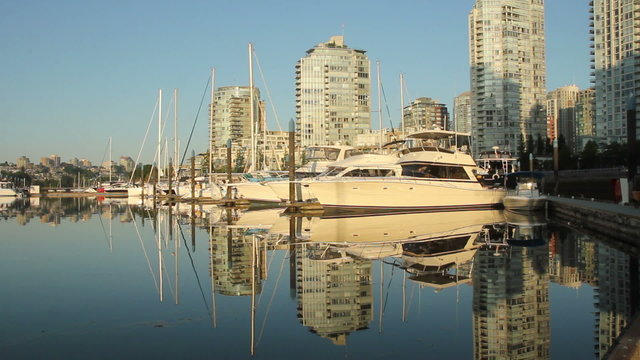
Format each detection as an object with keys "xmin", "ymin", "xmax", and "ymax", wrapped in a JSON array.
[
  {"xmin": 109, "ymin": 136, "xmax": 112, "ymax": 183},
  {"xmin": 174, "ymin": 88, "xmax": 179, "ymax": 181},
  {"xmin": 376, "ymin": 61, "xmax": 383, "ymax": 151},
  {"xmin": 209, "ymin": 67, "xmax": 215, "ymax": 180},
  {"xmin": 158, "ymin": 89, "xmax": 163, "ymax": 179},
  {"xmin": 400, "ymin": 73, "xmax": 405, "ymax": 135},
  {"xmin": 249, "ymin": 43, "xmax": 256, "ymax": 173}
]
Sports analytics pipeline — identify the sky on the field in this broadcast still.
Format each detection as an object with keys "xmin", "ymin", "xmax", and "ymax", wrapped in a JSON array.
[{"xmin": 0, "ymin": 0, "xmax": 591, "ymax": 165}]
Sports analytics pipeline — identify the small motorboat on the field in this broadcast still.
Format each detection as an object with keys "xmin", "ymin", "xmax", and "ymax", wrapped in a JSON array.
[{"xmin": 503, "ymin": 172, "xmax": 547, "ymax": 212}]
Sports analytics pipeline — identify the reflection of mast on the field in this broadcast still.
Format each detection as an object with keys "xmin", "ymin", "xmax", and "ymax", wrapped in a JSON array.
[
  {"xmin": 209, "ymin": 224, "xmax": 217, "ymax": 328},
  {"xmin": 250, "ymin": 235, "xmax": 256, "ymax": 356}
]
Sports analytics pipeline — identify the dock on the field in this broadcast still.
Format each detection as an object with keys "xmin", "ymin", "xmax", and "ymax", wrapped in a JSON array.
[{"xmin": 547, "ymin": 197, "xmax": 640, "ymax": 359}]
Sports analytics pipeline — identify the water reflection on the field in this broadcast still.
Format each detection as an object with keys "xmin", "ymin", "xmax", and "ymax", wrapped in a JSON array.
[{"xmin": 0, "ymin": 198, "xmax": 638, "ymax": 358}]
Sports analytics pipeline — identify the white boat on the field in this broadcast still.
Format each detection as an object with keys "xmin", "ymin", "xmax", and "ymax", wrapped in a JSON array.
[
  {"xmin": 0, "ymin": 181, "xmax": 22, "ymax": 197},
  {"xmin": 307, "ymin": 130, "xmax": 505, "ymax": 212},
  {"xmin": 502, "ymin": 172, "xmax": 547, "ymax": 212},
  {"xmin": 268, "ymin": 153, "xmax": 401, "ymax": 202},
  {"xmin": 295, "ymin": 145, "xmax": 357, "ymax": 177},
  {"xmin": 228, "ymin": 146, "xmax": 357, "ymax": 203}
]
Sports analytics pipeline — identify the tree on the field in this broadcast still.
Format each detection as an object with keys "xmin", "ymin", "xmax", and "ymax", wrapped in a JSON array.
[{"xmin": 580, "ymin": 141, "xmax": 599, "ymax": 169}]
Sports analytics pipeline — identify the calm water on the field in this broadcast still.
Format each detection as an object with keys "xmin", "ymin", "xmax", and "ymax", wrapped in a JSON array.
[{"xmin": 0, "ymin": 197, "xmax": 635, "ymax": 359}]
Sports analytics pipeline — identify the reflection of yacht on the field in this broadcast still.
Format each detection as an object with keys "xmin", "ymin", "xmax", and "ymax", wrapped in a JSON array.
[
  {"xmin": 307, "ymin": 130, "xmax": 505, "ymax": 212},
  {"xmin": 504, "ymin": 210, "xmax": 547, "ymax": 247},
  {"xmin": 302, "ymin": 209, "xmax": 504, "ymax": 244},
  {"xmin": 503, "ymin": 172, "xmax": 547, "ymax": 212}
]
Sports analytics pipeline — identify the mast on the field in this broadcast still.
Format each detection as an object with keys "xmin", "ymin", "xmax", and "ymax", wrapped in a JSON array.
[
  {"xmin": 174, "ymin": 88, "xmax": 179, "ymax": 181},
  {"xmin": 109, "ymin": 136, "xmax": 112, "ymax": 183},
  {"xmin": 158, "ymin": 89, "xmax": 163, "ymax": 179},
  {"xmin": 209, "ymin": 67, "xmax": 215, "ymax": 183},
  {"xmin": 249, "ymin": 43, "xmax": 256, "ymax": 173},
  {"xmin": 376, "ymin": 61, "xmax": 383, "ymax": 151},
  {"xmin": 400, "ymin": 73, "xmax": 405, "ymax": 135}
]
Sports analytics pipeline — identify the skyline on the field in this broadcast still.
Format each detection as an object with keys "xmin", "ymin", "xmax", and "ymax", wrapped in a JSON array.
[{"xmin": 1, "ymin": 1, "xmax": 591, "ymax": 164}]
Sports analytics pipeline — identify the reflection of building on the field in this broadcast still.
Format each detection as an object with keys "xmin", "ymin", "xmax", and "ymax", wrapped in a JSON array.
[
  {"xmin": 209, "ymin": 227, "xmax": 265, "ymax": 296},
  {"xmin": 595, "ymin": 245, "xmax": 634, "ymax": 359},
  {"xmin": 296, "ymin": 35, "xmax": 371, "ymax": 148},
  {"xmin": 469, "ymin": 0, "xmax": 547, "ymax": 155},
  {"xmin": 473, "ymin": 244, "xmax": 550, "ymax": 359},
  {"xmin": 403, "ymin": 97, "xmax": 449, "ymax": 132},
  {"xmin": 296, "ymin": 245, "xmax": 372, "ymax": 345},
  {"xmin": 548, "ymin": 231, "xmax": 581, "ymax": 288},
  {"xmin": 591, "ymin": 0, "xmax": 640, "ymax": 144}
]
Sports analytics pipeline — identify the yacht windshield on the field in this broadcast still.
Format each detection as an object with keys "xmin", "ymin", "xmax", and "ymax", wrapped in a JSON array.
[
  {"xmin": 322, "ymin": 167, "xmax": 346, "ymax": 177},
  {"xmin": 305, "ymin": 147, "xmax": 341, "ymax": 161}
]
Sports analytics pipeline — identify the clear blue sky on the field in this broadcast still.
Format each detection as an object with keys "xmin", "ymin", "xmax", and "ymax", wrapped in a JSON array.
[{"xmin": 0, "ymin": 0, "xmax": 591, "ymax": 165}]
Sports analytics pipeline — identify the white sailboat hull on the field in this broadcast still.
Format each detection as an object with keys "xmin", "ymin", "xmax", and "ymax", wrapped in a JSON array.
[
  {"xmin": 308, "ymin": 178, "xmax": 505, "ymax": 212},
  {"xmin": 231, "ymin": 182, "xmax": 282, "ymax": 203}
]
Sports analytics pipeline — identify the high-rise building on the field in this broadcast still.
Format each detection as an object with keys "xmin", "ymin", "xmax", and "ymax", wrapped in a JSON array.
[
  {"xmin": 49, "ymin": 154, "xmax": 61, "ymax": 168},
  {"xmin": 295, "ymin": 36, "xmax": 371, "ymax": 148},
  {"xmin": 591, "ymin": 0, "xmax": 640, "ymax": 144},
  {"xmin": 402, "ymin": 97, "xmax": 449, "ymax": 132},
  {"xmin": 16, "ymin": 156, "xmax": 31, "ymax": 169},
  {"xmin": 209, "ymin": 86, "xmax": 264, "ymax": 148},
  {"xmin": 119, "ymin": 156, "xmax": 135, "ymax": 172},
  {"xmin": 576, "ymin": 88, "xmax": 597, "ymax": 150},
  {"xmin": 40, "ymin": 157, "xmax": 53, "ymax": 167},
  {"xmin": 454, "ymin": 91, "xmax": 472, "ymax": 134},
  {"xmin": 547, "ymin": 85, "xmax": 580, "ymax": 151},
  {"xmin": 469, "ymin": 0, "xmax": 547, "ymax": 156}
]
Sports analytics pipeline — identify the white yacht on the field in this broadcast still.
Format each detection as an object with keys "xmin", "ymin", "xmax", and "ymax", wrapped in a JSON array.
[
  {"xmin": 307, "ymin": 130, "xmax": 505, "ymax": 212},
  {"xmin": 0, "ymin": 181, "xmax": 22, "ymax": 197},
  {"xmin": 228, "ymin": 145, "xmax": 356, "ymax": 204},
  {"xmin": 268, "ymin": 153, "xmax": 401, "ymax": 202}
]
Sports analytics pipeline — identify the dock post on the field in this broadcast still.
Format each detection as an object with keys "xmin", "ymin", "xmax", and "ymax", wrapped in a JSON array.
[
  {"xmin": 226, "ymin": 139, "xmax": 232, "ymax": 204},
  {"xmin": 191, "ymin": 150, "xmax": 196, "ymax": 200},
  {"xmin": 288, "ymin": 119, "xmax": 296, "ymax": 208},
  {"xmin": 627, "ymin": 93, "xmax": 637, "ymax": 204}
]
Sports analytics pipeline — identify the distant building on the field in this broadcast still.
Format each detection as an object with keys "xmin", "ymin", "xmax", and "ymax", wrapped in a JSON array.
[
  {"xmin": 546, "ymin": 85, "xmax": 580, "ymax": 151},
  {"xmin": 69, "ymin": 158, "xmax": 80, "ymax": 167},
  {"xmin": 119, "ymin": 156, "xmax": 135, "ymax": 172},
  {"xmin": 209, "ymin": 86, "xmax": 265, "ymax": 149},
  {"xmin": 454, "ymin": 92, "xmax": 472, "ymax": 134},
  {"xmin": 40, "ymin": 157, "xmax": 54, "ymax": 167},
  {"xmin": 49, "ymin": 154, "xmax": 61, "ymax": 168},
  {"xmin": 576, "ymin": 88, "xmax": 597, "ymax": 150},
  {"xmin": 402, "ymin": 97, "xmax": 449, "ymax": 132},
  {"xmin": 79, "ymin": 159, "xmax": 92, "ymax": 168},
  {"xmin": 16, "ymin": 156, "xmax": 31, "ymax": 169},
  {"xmin": 296, "ymin": 35, "xmax": 371, "ymax": 148},
  {"xmin": 469, "ymin": 0, "xmax": 547, "ymax": 155},
  {"xmin": 591, "ymin": 0, "xmax": 640, "ymax": 144}
]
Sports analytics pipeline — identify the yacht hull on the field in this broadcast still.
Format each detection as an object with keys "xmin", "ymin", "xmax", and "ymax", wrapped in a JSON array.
[{"xmin": 308, "ymin": 179, "xmax": 505, "ymax": 212}]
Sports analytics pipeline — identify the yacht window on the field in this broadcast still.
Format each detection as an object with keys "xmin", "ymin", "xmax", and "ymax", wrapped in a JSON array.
[
  {"xmin": 401, "ymin": 164, "xmax": 471, "ymax": 180},
  {"xmin": 323, "ymin": 167, "xmax": 346, "ymax": 176},
  {"xmin": 305, "ymin": 148, "xmax": 341, "ymax": 161}
]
